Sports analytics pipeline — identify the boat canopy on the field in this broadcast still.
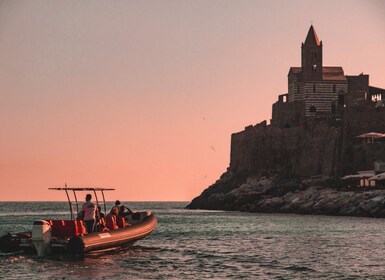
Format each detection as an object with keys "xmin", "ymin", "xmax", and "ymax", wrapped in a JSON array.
[
  {"xmin": 49, "ymin": 187, "xmax": 115, "ymax": 191},
  {"xmin": 49, "ymin": 185, "xmax": 115, "ymax": 220}
]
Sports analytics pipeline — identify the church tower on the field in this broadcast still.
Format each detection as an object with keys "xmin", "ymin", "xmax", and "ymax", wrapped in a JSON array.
[
  {"xmin": 285, "ymin": 25, "xmax": 348, "ymax": 119},
  {"xmin": 301, "ymin": 25, "xmax": 323, "ymax": 81}
]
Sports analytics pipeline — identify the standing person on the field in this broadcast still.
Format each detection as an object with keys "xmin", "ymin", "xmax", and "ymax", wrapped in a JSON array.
[{"xmin": 81, "ymin": 194, "xmax": 97, "ymax": 233}]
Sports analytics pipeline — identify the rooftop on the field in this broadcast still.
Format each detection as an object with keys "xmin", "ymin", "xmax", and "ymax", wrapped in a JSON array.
[{"xmin": 304, "ymin": 25, "xmax": 321, "ymax": 46}]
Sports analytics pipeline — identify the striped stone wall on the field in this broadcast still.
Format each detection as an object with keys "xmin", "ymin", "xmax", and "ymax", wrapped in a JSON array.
[
  {"xmin": 288, "ymin": 77, "xmax": 303, "ymax": 102},
  {"xmin": 303, "ymin": 81, "xmax": 347, "ymax": 116}
]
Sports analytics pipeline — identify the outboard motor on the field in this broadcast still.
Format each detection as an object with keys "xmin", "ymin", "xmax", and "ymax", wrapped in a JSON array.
[{"xmin": 32, "ymin": 220, "xmax": 51, "ymax": 256}]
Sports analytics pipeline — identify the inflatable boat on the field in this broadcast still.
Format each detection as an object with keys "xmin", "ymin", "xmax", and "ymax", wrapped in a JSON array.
[{"xmin": 0, "ymin": 186, "xmax": 157, "ymax": 256}]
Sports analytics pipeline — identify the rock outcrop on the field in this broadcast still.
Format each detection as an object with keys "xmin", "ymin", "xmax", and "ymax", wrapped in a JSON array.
[{"xmin": 187, "ymin": 173, "xmax": 385, "ymax": 217}]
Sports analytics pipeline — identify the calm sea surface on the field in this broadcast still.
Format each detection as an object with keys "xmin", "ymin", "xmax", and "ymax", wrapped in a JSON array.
[{"xmin": 1, "ymin": 202, "xmax": 385, "ymax": 279}]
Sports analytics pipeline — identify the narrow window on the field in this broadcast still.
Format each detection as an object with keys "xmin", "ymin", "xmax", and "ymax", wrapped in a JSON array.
[
  {"xmin": 333, "ymin": 84, "xmax": 336, "ymax": 93},
  {"xmin": 297, "ymin": 86, "xmax": 300, "ymax": 94},
  {"xmin": 331, "ymin": 101, "xmax": 336, "ymax": 114},
  {"xmin": 313, "ymin": 84, "xmax": 316, "ymax": 92},
  {"xmin": 338, "ymin": 94, "xmax": 345, "ymax": 105}
]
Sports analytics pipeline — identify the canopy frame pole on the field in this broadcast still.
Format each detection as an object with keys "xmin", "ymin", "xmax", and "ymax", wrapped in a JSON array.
[
  {"xmin": 101, "ymin": 190, "xmax": 107, "ymax": 215},
  {"xmin": 64, "ymin": 188, "xmax": 73, "ymax": 220},
  {"xmin": 72, "ymin": 190, "xmax": 79, "ymax": 216},
  {"xmin": 93, "ymin": 189, "xmax": 99, "ymax": 207}
]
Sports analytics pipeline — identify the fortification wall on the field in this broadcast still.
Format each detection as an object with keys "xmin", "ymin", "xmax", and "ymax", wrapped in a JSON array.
[
  {"xmin": 230, "ymin": 119, "xmax": 340, "ymax": 178},
  {"xmin": 271, "ymin": 99, "xmax": 305, "ymax": 128},
  {"xmin": 344, "ymin": 106, "xmax": 385, "ymax": 137},
  {"xmin": 340, "ymin": 106, "xmax": 385, "ymax": 174},
  {"xmin": 231, "ymin": 104, "xmax": 385, "ymax": 180}
]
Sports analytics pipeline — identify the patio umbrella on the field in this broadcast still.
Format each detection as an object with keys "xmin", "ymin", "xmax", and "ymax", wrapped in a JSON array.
[
  {"xmin": 368, "ymin": 172, "xmax": 385, "ymax": 181},
  {"xmin": 355, "ymin": 132, "xmax": 385, "ymax": 138}
]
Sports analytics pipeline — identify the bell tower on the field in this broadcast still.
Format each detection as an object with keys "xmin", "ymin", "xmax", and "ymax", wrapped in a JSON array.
[{"xmin": 301, "ymin": 25, "xmax": 323, "ymax": 81}]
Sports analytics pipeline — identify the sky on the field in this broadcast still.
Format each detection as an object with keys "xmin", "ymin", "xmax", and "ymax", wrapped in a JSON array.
[{"xmin": 0, "ymin": 0, "xmax": 384, "ymax": 201}]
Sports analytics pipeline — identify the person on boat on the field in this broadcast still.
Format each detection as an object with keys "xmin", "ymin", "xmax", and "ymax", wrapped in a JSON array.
[
  {"xmin": 96, "ymin": 206, "xmax": 106, "ymax": 231},
  {"xmin": 97, "ymin": 206, "xmax": 105, "ymax": 219},
  {"xmin": 106, "ymin": 206, "xmax": 119, "ymax": 218},
  {"xmin": 81, "ymin": 194, "xmax": 97, "ymax": 233},
  {"xmin": 119, "ymin": 205, "xmax": 133, "ymax": 217},
  {"xmin": 110, "ymin": 200, "xmax": 121, "ymax": 214}
]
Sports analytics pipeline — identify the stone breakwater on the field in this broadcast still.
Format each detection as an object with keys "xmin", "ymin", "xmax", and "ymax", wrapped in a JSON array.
[{"xmin": 187, "ymin": 173, "xmax": 385, "ymax": 218}]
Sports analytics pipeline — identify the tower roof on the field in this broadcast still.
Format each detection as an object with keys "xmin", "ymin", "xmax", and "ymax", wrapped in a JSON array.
[{"xmin": 304, "ymin": 25, "xmax": 320, "ymax": 46}]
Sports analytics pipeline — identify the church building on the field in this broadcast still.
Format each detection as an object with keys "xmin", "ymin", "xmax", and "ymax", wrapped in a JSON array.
[
  {"xmin": 272, "ymin": 25, "xmax": 385, "ymax": 127},
  {"xmin": 288, "ymin": 25, "xmax": 347, "ymax": 116}
]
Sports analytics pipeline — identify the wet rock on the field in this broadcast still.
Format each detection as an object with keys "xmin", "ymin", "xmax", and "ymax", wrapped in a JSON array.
[{"xmin": 187, "ymin": 172, "xmax": 385, "ymax": 218}]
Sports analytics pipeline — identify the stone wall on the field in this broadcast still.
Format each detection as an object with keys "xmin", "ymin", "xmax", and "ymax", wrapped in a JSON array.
[
  {"xmin": 231, "ymin": 105, "xmax": 385, "ymax": 180},
  {"xmin": 343, "ymin": 106, "xmax": 385, "ymax": 137},
  {"xmin": 230, "ymin": 118, "xmax": 341, "ymax": 178},
  {"xmin": 340, "ymin": 106, "xmax": 385, "ymax": 175},
  {"xmin": 271, "ymin": 99, "xmax": 305, "ymax": 128}
]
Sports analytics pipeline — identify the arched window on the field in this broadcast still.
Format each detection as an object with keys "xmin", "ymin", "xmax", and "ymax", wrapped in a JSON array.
[{"xmin": 309, "ymin": 105, "xmax": 316, "ymax": 113}]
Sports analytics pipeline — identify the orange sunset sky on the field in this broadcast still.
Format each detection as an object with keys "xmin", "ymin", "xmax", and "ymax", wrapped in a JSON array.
[{"xmin": 1, "ymin": 1, "xmax": 384, "ymax": 201}]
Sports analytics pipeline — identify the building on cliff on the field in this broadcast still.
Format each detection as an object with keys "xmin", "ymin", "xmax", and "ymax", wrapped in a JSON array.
[
  {"xmin": 230, "ymin": 25, "xmax": 385, "ymax": 181},
  {"xmin": 272, "ymin": 25, "xmax": 384, "ymax": 128}
]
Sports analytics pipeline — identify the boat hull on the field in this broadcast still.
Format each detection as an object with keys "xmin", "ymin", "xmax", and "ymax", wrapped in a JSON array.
[
  {"xmin": 67, "ymin": 213, "xmax": 157, "ymax": 254},
  {"xmin": 0, "ymin": 213, "xmax": 157, "ymax": 256}
]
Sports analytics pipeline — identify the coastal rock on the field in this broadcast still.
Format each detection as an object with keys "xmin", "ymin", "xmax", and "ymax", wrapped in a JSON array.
[{"xmin": 187, "ymin": 171, "xmax": 385, "ymax": 218}]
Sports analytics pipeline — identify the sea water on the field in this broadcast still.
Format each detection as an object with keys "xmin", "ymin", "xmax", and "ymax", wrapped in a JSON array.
[{"xmin": 1, "ymin": 202, "xmax": 385, "ymax": 279}]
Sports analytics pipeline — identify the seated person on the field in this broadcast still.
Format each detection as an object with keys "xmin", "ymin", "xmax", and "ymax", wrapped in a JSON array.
[
  {"xmin": 95, "ymin": 206, "xmax": 106, "ymax": 231},
  {"xmin": 97, "ymin": 206, "xmax": 106, "ymax": 219},
  {"xmin": 106, "ymin": 207, "xmax": 119, "ymax": 218},
  {"xmin": 110, "ymin": 200, "xmax": 121, "ymax": 215},
  {"xmin": 119, "ymin": 205, "xmax": 133, "ymax": 217}
]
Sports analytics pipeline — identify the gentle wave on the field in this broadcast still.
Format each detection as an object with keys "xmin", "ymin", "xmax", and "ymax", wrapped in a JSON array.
[
  {"xmin": 1, "ymin": 202, "xmax": 385, "ymax": 279},
  {"xmin": 0, "ymin": 211, "xmax": 69, "ymax": 217}
]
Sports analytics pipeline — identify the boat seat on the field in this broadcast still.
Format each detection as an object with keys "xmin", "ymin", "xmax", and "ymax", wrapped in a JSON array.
[
  {"xmin": 105, "ymin": 216, "xmax": 118, "ymax": 230},
  {"xmin": 49, "ymin": 220, "xmax": 86, "ymax": 238},
  {"xmin": 75, "ymin": 219, "xmax": 87, "ymax": 235}
]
